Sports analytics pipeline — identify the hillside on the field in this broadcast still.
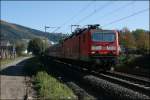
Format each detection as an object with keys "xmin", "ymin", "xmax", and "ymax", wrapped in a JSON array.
[{"xmin": 0, "ymin": 20, "xmax": 67, "ymax": 43}]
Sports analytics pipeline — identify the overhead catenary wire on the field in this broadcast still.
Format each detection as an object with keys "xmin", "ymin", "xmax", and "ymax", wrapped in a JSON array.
[
  {"xmin": 93, "ymin": 1, "xmax": 136, "ymax": 22},
  {"xmin": 52, "ymin": 1, "xmax": 149, "ymax": 33},
  {"xmin": 102, "ymin": 8, "xmax": 149, "ymax": 27},
  {"xmin": 75, "ymin": 1, "xmax": 116, "ymax": 25},
  {"xmin": 64, "ymin": 1, "xmax": 136, "ymax": 33},
  {"xmin": 51, "ymin": 0, "xmax": 96, "ymax": 33}
]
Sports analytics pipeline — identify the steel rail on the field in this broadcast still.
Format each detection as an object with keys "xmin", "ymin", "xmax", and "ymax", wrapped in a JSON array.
[{"xmin": 106, "ymin": 71, "xmax": 150, "ymax": 87}]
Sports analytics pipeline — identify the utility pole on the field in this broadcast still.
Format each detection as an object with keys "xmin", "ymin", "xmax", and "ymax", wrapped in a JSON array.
[
  {"xmin": 45, "ymin": 26, "xmax": 49, "ymax": 33},
  {"xmin": 44, "ymin": 26, "xmax": 59, "ymax": 50},
  {"xmin": 71, "ymin": 25, "xmax": 80, "ymax": 33},
  {"xmin": 43, "ymin": 26, "xmax": 50, "ymax": 53}
]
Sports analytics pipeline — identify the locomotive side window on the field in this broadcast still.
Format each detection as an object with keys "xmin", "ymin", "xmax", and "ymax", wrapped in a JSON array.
[{"xmin": 92, "ymin": 32, "xmax": 115, "ymax": 42}]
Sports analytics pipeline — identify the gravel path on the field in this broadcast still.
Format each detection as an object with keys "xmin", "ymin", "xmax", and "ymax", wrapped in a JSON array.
[{"xmin": 0, "ymin": 57, "xmax": 30, "ymax": 100}]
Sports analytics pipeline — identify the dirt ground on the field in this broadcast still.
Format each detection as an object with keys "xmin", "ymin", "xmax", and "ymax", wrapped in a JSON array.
[{"xmin": 0, "ymin": 57, "xmax": 30, "ymax": 100}]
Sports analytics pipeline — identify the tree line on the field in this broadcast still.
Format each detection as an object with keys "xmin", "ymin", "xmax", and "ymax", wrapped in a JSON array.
[{"xmin": 119, "ymin": 27, "xmax": 149, "ymax": 54}]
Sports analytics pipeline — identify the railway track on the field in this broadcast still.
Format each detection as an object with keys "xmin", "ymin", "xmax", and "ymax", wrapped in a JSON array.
[
  {"xmin": 91, "ymin": 71, "xmax": 150, "ymax": 96},
  {"xmin": 53, "ymin": 59, "xmax": 150, "ymax": 96}
]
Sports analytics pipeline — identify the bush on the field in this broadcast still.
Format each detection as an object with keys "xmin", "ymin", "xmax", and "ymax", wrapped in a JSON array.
[
  {"xmin": 115, "ymin": 54, "xmax": 150, "ymax": 75},
  {"xmin": 27, "ymin": 38, "xmax": 49, "ymax": 56}
]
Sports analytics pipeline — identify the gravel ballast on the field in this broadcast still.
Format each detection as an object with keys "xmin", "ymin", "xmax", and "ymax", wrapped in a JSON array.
[
  {"xmin": 83, "ymin": 75, "xmax": 150, "ymax": 100},
  {"xmin": 67, "ymin": 82, "xmax": 96, "ymax": 100}
]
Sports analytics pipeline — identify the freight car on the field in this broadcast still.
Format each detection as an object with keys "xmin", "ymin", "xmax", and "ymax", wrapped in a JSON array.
[{"xmin": 48, "ymin": 24, "xmax": 121, "ymax": 71}]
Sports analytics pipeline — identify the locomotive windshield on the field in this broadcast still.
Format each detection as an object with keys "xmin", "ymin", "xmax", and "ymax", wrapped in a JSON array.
[{"xmin": 92, "ymin": 32, "xmax": 115, "ymax": 42}]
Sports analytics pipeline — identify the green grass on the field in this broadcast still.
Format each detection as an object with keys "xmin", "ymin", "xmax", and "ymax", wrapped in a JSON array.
[
  {"xmin": 0, "ymin": 57, "xmax": 22, "ymax": 66},
  {"xmin": 1, "ymin": 59, "xmax": 13, "ymax": 65},
  {"xmin": 0, "ymin": 55, "xmax": 32, "ymax": 66},
  {"xmin": 35, "ymin": 71, "xmax": 76, "ymax": 99}
]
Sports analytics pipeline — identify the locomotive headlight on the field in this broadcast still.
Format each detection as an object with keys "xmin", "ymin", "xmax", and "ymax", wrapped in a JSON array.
[
  {"xmin": 91, "ymin": 51, "xmax": 95, "ymax": 54},
  {"xmin": 107, "ymin": 46, "xmax": 116, "ymax": 50},
  {"xmin": 92, "ymin": 46, "xmax": 102, "ymax": 50}
]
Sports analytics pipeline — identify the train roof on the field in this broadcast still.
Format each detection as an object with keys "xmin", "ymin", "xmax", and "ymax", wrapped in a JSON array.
[
  {"xmin": 62, "ymin": 24, "xmax": 117, "ymax": 42},
  {"xmin": 63, "ymin": 24, "xmax": 101, "ymax": 41},
  {"xmin": 92, "ymin": 29, "xmax": 116, "ymax": 32}
]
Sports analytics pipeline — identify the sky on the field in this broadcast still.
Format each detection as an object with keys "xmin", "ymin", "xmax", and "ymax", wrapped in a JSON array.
[{"xmin": 1, "ymin": 1, "xmax": 149, "ymax": 34}]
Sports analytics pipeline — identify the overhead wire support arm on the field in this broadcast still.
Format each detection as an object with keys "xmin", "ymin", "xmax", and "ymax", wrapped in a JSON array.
[
  {"xmin": 44, "ymin": 26, "xmax": 50, "ymax": 33},
  {"xmin": 71, "ymin": 25, "xmax": 80, "ymax": 33}
]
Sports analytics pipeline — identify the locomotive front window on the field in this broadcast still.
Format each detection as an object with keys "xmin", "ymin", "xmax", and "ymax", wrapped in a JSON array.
[
  {"xmin": 92, "ymin": 32, "xmax": 115, "ymax": 42},
  {"xmin": 103, "ymin": 33, "xmax": 115, "ymax": 42}
]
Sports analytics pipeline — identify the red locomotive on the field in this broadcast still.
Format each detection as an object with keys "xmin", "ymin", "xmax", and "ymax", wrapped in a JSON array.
[{"xmin": 48, "ymin": 24, "xmax": 121, "ymax": 71}]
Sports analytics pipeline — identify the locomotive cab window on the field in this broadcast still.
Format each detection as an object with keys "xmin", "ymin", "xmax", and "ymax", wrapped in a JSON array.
[{"xmin": 92, "ymin": 32, "xmax": 115, "ymax": 42}]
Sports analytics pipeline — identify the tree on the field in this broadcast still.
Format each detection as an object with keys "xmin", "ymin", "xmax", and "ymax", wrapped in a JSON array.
[
  {"xmin": 120, "ymin": 27, "xmax": 136, "ymax": 49},
  {"xmin": 27, "ymin": 38, "xmax": 49, "ymax": 56},
  {"xmin": 15, "ymin": 41, "xmax": 27, "ymax": 56},
  {"xmin": 122, "ymin": 27, "xmax": 130, "ymax": 33},
  {"xmin": 132, "ymin": 29, "xmax": 150, "ymax": 54}
]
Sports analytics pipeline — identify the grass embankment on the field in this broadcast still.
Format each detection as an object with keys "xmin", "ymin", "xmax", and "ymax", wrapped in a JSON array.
[
  {"xmin": 24, "ymin": 57, "xmax": 76, "ymax": 99},
  {"xmin": 35, "ymin": 71, "xmax": 75, "ymax": 99}
]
